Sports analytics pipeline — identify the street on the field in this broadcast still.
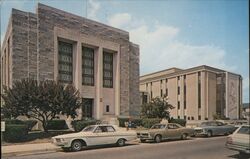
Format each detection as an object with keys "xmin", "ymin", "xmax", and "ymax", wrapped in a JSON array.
[{"xmin": 3, "ymin": 136, "xmax": 249, "ymax": 159}]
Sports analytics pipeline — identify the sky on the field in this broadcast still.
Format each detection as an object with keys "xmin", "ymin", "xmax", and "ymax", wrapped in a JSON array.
[{"xmin": 0, "ymin": 0, "xmax": 249, "ymax": 102}]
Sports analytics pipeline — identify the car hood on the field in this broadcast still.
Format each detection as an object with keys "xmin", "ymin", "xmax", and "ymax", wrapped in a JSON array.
[
  {"xmin": 52, "ymin": 132, "xmax": 93, "ymax": 139},
  {"xmin": 194, "ymin": 127, "xmax": 204, "ymax": 130}
]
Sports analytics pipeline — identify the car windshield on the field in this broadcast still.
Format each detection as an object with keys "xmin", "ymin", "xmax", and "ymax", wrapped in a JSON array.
[
  {"xmin": 82, "ymin": 126, "xmax": 96, "ymax": 132},
  {"xmin": 237, "ymin": 126, "xmax": 250, "ymax": 135},
  {"xmin": 200, "ymin": 122, "xmax": 210, "ymax": 126},
  {"xmin": 151, "ymin": 124, "xmax": 166, "ymax": 129}
]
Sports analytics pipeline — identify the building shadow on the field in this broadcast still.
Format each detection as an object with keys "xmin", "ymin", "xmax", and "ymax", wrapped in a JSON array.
[{"xmin": 61, "ymin": 143, "xmax": 138, "ymax": 153}]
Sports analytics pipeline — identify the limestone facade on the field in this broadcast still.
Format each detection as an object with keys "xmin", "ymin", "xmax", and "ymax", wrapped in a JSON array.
[
  {"xmin": 140, "ymin": 65, "xmax": 242, "ymax": 120},
  {"xmin": 1, "ymin": 3, "xmax": 140, "ymax": 120}
]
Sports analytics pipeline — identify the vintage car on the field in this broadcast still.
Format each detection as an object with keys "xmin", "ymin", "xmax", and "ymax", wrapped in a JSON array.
[
  {"xmin": 194, "ymin": 121, "xmax": 237, "ymax": 137},
  {"xmin": 52, "ymin": 124, "xmax": 137, "ymax": 151},
  {"xmin": 136, "ymin": 123, "xmax": 195, "ymax": 143},
  {"xmin": 226, "ymin": 125, "xmax": 250, "ymax": 156}
]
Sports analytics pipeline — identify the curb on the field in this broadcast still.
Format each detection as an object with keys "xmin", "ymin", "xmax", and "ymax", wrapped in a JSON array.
[{"xmin": 2, "ymin": 148, "xmax": 61, "ymax": 158}]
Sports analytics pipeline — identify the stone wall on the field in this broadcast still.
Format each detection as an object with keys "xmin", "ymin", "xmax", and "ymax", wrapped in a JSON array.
[{"xmin": 3, "ymin": 3, "xmax": 140, "ymax": 117}]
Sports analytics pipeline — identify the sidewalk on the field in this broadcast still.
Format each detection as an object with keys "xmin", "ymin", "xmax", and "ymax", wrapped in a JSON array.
[{"xmin": 2, "ymin": 142, "xmax": 60, "ymax": 157}]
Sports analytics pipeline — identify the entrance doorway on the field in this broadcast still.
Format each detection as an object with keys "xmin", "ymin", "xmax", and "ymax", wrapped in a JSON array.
[{"xmin": 82, "ymin": 98, "xmax": 93, "ymax": 118}]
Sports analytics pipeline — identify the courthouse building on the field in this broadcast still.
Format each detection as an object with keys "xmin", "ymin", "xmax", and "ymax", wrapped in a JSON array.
[
  {"xmin": 1, "ymin": 3, "xmax": 140, "ymax": 120},
  {"xmin": 140, "ymin": 65, "xmax": 242, "ymax": 120}
]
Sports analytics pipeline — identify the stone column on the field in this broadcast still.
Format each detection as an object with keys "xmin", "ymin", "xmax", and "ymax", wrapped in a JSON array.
[
  {"xmin": 95, "ymin": 47, "xmax": 103, "ymax": 120},
  {"xmin": 115, "ymin": 49, "xmax": 120, "ymax": 117},
  {"xmin": 74, "ymin": 41, "xmax": 81, "ymax": 90},
  {"xmin": 73, "ymin": 41, "xmax": 82, "ymax": 120}
]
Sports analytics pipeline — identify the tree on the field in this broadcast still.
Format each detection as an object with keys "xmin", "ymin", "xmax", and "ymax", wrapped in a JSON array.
[
  {"xmin": 1, "ymin": 78, "xmax": 81, "ymax": 132},
  {"xmin": 140, "ymin": 95, "xmax": 174, "ymax": 119}
]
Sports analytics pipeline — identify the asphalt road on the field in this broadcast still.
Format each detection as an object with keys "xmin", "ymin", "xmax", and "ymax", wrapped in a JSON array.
[{"xmin": 3, "ymin": 136, "xmax": 250, "ymax": 159}]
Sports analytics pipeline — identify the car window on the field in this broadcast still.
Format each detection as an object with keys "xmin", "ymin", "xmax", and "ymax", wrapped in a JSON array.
[
  {"xmin": 237, "ymin": 126, "xmax": 250, "ymax": 135},
  {"xmin": 211, "ymin": 122, "xmax": 218, "ymax": 126},
  {"xmin": 82, "ymin": 126, "xmax": 96, "ymax": 132},
  {"xmin": 216, "ymin": 122, "xmax": 224, "ymax": 126},
  {"xmin": 99, "ymin": 126, "xmax": 108, "ymax": 132},
  {"xmin": 201, "ymin": 122, "xmax": 208, "ymax": 126},
  {"xmin": 151, "ymin": 124, "xmax": 166, "ymax": 129},
  {"xmin": 106, "ymin": 126, "xmax": 115, "ymax": 132},
  {"xmin": 168, "ymin": 124, "xmax": 178, "ymax": 129}
]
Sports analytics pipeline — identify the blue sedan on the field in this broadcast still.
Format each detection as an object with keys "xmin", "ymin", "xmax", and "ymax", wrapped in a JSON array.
[{"xmin": 194, "ymin": 121, "xmax": 237, "ymax": 137}]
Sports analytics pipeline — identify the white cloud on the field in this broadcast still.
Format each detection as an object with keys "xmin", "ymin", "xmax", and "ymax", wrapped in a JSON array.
[
  {"xmin": 107, "ymin": 12, "xmax": 237, "ymax": 74},
  {"xmin": 108, "ymin": 13, "xmax": 132, "ymax": 28},
  {"xmin": 128, "ymin": 23, "xmax": 235, "ymax": 74},
  {"xmin": 87, "ymin": 0, "xmax": 100, "ymax": 20}
]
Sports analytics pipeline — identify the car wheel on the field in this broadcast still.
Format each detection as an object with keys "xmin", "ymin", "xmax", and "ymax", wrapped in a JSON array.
[
  {"xmin": 117, "ymin": 139, "xmax": 126, "ymax": 147},
  {"xmin": 71, "ymin": 140, "xmax": 82, "ymax": 152},
  {"xmin": 207, "ymin": 131, "xmax": 213, "ymax": 137},
  {"xmin": 140, "ymin": 139, "xmax": 146, "ymax": 143},
  {"xmin": 154, "ymin": 135, "xmax": 162, "ymax": 143},
  {"xmin": 181, "ymin": 133, "xmax": 188, "ymax": 140}
]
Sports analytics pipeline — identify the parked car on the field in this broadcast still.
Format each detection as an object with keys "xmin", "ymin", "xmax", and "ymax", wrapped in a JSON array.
[
  {"xmin": 52, "ymin": 124, "xmax": 137, "ymax": 151},
  {"xmin": 194, "ymin": 121, "xmax": 237, "ymax": 137},
  {"xmin": 226, "ymin": 125, "xmax": 250, "ymax": 156},
  {"xmin": 136, "ymin": 123, "xmax": 195, "ymax": 143}
]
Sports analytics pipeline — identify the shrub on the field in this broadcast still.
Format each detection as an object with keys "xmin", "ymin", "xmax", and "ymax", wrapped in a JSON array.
[
  {"xmin": 4, "ymin": 124, "xmax": 28, "ymax": 142},
  {"xmin": 141, "ymin": 118, "xmax": 161, "ymax": 128},
  {"xmin": 118, "ymin": 118, "xmax": 129, "ymax": 127},
  {"xmin": 22, "ymin": 120, "xmax": 38, "ymax": 131},
  {"xmin": 4, "ymin": 119, "xmax": 38, "ymax": 131},
  {"xmin": 4, "ymin": 119, "xmax": 23, "ymax": 125},
  {"xmin": 72, "ymin": 119, "xmax": 98, "ymax": 132},
  {"xmin": 118, "ymin": 118, "xmax": 143, "ymax": 128},
  {"xmin": 47, "ymin": 120, "xmax": 68, "ymax": 130},
  {"xmin": 169, "ymin": 118, "xmax": 186, "ymax": 127}
]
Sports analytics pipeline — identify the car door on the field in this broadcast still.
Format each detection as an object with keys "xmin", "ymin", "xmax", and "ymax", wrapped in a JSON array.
[
  {"xmin": 92, "ymin": 126, "xmax": 109, "ymax": 145},
  {"xmin": 216, "ymin": 122, "xmax": 227, "ymax": 135},
  {"xmin": 165, "ymin": 124, "xmax": 179, "ymax": 139},
  {"xmin": 105, "ymin": 126, "xmax": 117, "ymax": 144}
]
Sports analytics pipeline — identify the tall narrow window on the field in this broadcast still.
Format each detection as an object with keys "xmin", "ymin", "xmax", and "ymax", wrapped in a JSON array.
[
  {"xmin": 178, "ymin": 86, "xmax": 180, "ymax": 95},
  {"xmin": 166, "ymin": 88, "xmax": 168, "ymax": 96},
  {"xmin": 178, "ymin": 101, "xmax": 180, "ymax": 109},
  {"xmin": 103, "ymin": 52, "xmax": 113, "ymax": 88},
  {"xmin": 106, "ymin": 105, "xmax": 110, "ymax": 112},
  {"xmin": 58, "ymin": 41, "xmax": 73, "ymax": 83},
  {"xmin": 161, "ymin": 89, "xmax": 163, "ymax": 97},
  {"xmin": 198, "ymin": 72, "xmax": 201, "ymax": 108},
  {"xmin": 82, "ymin": 47, "xmax": 94, "ymax": 86}
]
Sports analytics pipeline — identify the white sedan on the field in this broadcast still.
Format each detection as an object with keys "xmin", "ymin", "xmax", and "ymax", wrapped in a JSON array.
[
  {"xmin": 226, "ymin": 125, "xmax": 250, "ymax": 156},
  {"xmin": 52, "ymin": 124, "xmax": 137, "ymax": 151}
]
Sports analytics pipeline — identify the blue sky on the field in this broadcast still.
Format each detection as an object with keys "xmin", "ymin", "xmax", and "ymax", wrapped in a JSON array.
[{"xmin": 0, "ymin": 0, "xmax": 249, "ymax": 102}]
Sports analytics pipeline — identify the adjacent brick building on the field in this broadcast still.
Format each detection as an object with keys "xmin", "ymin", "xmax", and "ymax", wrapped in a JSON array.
[
  {"xmin": 1, "ymin": 3, "xmax": 140, "ymax": 120},
  {"xmin": 140, "ymin": 65, "xmax": 243, "ymax": 120}
]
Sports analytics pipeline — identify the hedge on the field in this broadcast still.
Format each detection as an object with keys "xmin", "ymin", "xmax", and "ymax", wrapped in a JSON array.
[
  {"xmin": 4, "ymin": 119, "xmax": 23, "ymax": 125},
  {"xmin": 47, "ymin": 120, "xmax": 68, "ymax": 130},
  {"xmin": 118, "ymin": 118, "xmax": 142, "ymax": 127},
  {"xmin": 4, "ymin": 119, "xmax": 37, "ymax": 131},
  {"xmin": 4, "ymin": 124, "xmax": 28, "ymax": 142},
  {"xmin": 168, "ymin": 118, "xmax": 186, "ymax": 127},
  {"xmin": 22, "ymin": 120, "xmax": 38, "ymax": 131},
  {"xmin": 71, "ymin": 119, "xmax": 99, "ymax": 132},
  {"xmin": 141, "ymin": 118, "xmax": 162, "ymax": 128}
]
